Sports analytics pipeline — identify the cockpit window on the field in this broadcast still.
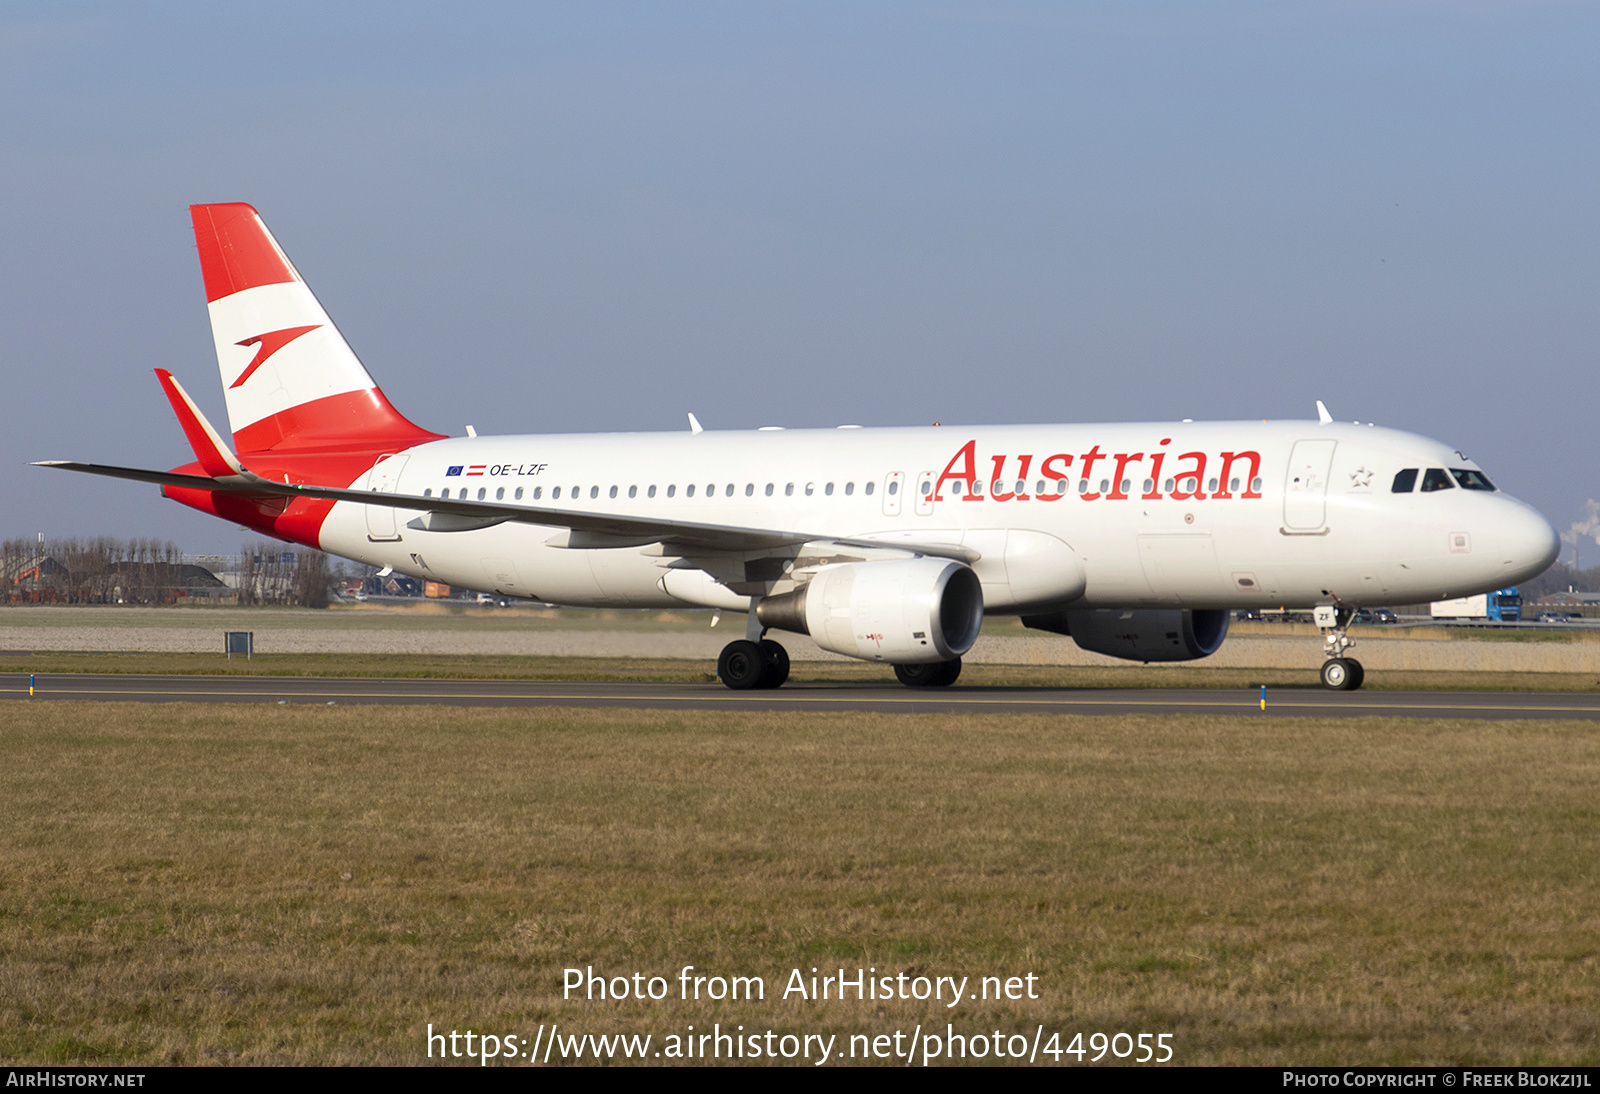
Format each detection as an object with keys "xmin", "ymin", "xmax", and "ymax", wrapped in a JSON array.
[
  {"xmin": 1391, "ymin": 468, "xmax": 1418, "ymax": 493},
  {"xmin": 1420, "ymin": 468, "xmax": 1455, "ymax": 492},
  {"xmin": 1451, "ymin": 468, "xmax": 1495, "ymax": 491}
]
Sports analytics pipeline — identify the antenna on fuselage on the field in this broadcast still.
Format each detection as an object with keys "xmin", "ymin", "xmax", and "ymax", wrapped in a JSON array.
[
  {"xmin": 1315, "ymin": 400, "xmax": 1333, "ymax": 425},
  {"xmin": 687, "ymin": 413, "xmax": 704, "ymax": 434}
]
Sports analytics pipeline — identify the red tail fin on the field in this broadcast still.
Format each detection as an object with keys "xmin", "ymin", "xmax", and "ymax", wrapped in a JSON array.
[{"xmin": 189, "ymin": 203, "xmax": 443, "ymax": 455}]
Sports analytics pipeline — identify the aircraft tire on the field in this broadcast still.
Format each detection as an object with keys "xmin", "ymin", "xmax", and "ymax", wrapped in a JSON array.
[
  {"xmin": 1320, "ymin": 657, "xmax": 1357, "ymax": 691},
  {"xmin": 893, "ymin": 658, "xmax": 962, "ymax": 688},
  {"xmin": 718, "ymin": 640, "xmax": 766, "ymax": 690},
  {"xmin": 757, "ymin": 639, "xmax": 790, "ymax": 689},
  {"xmin": 1347, "ymin": 659, "xmax": 1365, "ymax": 690}
]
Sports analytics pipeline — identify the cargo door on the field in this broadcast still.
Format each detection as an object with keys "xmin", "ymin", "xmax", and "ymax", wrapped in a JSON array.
[
  {"xmin": 1283, "ymin": 440, "xmax": 1336, "ymax": 531},
  {"xmin": 364, "ymin": 454, "xmax": 409, "ymax": 541},
  {"xmin": 481, "ymin": 557, "xmax": 525, "ymax": 597},
  {"xmin": 1137, "ymin": 534, "xmax": 1229, "ymax": 605}
]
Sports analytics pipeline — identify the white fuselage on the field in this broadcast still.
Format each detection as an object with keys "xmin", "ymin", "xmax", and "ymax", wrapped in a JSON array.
[{"xmin": 311, "ymin": 419, "xmax": 1558, "ymax": 614}]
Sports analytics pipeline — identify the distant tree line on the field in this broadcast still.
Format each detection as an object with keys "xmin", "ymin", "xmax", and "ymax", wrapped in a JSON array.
[
  {"xmin": 233, "ymin": 542, "xmax": 331, "ymax": 608},
  {"xmin": 1, "ymin": 537, "xmax": 334, "ymax": 607},
  {"xmin": 1516, "ymin": 559, "xmax": 1600, "ymax": 602}
]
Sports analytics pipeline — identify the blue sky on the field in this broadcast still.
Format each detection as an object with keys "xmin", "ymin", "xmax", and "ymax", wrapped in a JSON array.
[{"xmin": 4, "ymin": 2, "xmax": 1596, "ymax": 558}]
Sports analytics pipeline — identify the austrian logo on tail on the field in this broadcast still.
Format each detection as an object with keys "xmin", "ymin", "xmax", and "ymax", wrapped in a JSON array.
[{"xmin": 229, "ymin": 324, "xmax": 322, "ymax": 389}]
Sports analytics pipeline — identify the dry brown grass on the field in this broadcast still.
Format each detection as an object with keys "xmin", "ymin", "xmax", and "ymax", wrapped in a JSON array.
[{"xmin": 1, "ymin": 702, "xmax": 1597, "ymax": 1066}]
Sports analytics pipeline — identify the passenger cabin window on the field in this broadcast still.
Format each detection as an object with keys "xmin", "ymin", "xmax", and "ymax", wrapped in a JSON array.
[
  {"xmin": 496, "ymin": 487, "xmax": 504, "ymax": 500},
  {"xmin": 532, "ymin": 486, "xmax": 542, "ymax": 500},
  {"xmin": 648, "ymin": 485, "xmax": 656, "ymax": 498},
  {"xmin": 423, "ymin": 488, "xmax": 433, "ymax": 497},
  {"xmin": 864, "ymin": 481, "xmax": 874, "ymax": 495},
  {"xmin": 785, "ymin": 483, "xmax": 794, "ymax": 496},
  {"xmin": 1420, "ymin": 468, "xmax": 1455, "ymax": 492},
  {"xmin": 686, "ymin": 484, "xmax": 695, "ymax": 497},
  {"xmin": 825, "ymin": 483, "xmax": 834, "ymax": 496},
  {"xmin": 515, "ymin": 487, "xmax": 524, "ymax": 500},
  {"xmin": 667, "ymin": 485, "xmax": 676, "ymax": 497},
  {"xmin": 845, "ymin": 482, "xmax": 854, "ymax": 496},
  {"xmin": 1451, "ymin": 469, "xmax": 1495, "ymax": 491}
]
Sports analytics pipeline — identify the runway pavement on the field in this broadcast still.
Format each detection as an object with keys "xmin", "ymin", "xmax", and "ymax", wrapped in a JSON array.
[{"xmin": 4, "ymin": 673, "xmax": 1599, "ymax": 719}]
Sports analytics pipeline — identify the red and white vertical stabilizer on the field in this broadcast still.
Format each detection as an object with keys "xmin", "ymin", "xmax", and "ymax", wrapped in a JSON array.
[{"xmin": 190, "ymin": 203, "xmax": 438, "ymax": 455}]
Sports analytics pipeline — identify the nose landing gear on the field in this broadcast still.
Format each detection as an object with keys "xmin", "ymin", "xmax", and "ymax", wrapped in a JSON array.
[{"xmin": 1315, "ymin": 605, "xmax": 1365, "ymax": 691}]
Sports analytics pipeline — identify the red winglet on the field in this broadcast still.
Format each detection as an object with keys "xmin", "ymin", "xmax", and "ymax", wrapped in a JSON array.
[
  {"xmin": 154, "ymin": 368, "xmax": 242, "ymax": 478},
  {"xmin": 190, "ymin": 203, "xmax": 299, "ymax": 303}
]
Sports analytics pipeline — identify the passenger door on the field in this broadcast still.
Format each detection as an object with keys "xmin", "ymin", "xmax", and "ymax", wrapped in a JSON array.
[
  {"xmin": 364, "ymin": 454, "xmax": 408, "ymax": 541},
  {"xmin": 1283, "ymin": 440, "xmax": 1336, "ymax": 531}
]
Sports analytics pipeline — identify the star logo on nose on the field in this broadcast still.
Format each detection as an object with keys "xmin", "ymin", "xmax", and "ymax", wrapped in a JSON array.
[{"xmin": 1350, "ymin": 467, "xmax": 1373, "ymax": 488}]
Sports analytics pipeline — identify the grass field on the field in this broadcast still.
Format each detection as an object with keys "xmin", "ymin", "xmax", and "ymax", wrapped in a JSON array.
[
  {"xmin": 2, "ymin": 701, "xmax": 1597, "ymax": 1065},
  {"xmin": 4, "ymin": 651, "xmax": 1598, "ymax": 692}
]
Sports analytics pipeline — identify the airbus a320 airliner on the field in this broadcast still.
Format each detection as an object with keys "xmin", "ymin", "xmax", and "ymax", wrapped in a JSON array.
[{"xmin": 38, "ymin": 204, "xmax": 1560, "ymax": 690}]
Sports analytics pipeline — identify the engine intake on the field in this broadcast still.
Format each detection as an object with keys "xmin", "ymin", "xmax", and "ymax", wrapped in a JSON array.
[
  {"xmin": 757, "ymin": 559, "xmax": 984, "ymax": 663},
  {"xmin": 1022, "ymin": 608, "xmax": 1230, "ymax": 663}
]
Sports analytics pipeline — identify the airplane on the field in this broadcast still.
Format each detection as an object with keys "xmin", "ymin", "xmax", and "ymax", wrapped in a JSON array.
[{"xmin": 36, "ymin": 203, "xmax": 1561, "ymax": 691}]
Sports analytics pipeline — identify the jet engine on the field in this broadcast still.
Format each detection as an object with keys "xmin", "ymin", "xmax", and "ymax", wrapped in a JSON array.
[
  {"xmin": 1022, "ymin": 608, "xmax": 1230, "ymax": 663},
  {"xmin": 756, "ymin": 558, "xmax": 984, "ymax": 663}
]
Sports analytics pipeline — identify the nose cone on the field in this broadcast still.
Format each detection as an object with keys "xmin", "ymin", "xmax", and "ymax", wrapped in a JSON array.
[{"xmin": 1497, "ymin": 500, "xmax": 1560, "ymax": 585}]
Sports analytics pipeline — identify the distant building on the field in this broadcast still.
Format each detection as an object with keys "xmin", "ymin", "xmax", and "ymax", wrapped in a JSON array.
[{"xmin": 1537, "ymin": 591, "xmax": 1600, "ymax": 607}]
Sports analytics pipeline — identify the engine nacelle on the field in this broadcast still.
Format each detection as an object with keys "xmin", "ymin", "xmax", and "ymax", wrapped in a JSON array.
[
  {"xmin": 757, "ymin": 558, "xmax": 984, "ymax": 663},
  {"xmin": 1022, "ymin": 608, "xmax": 1230, "ymax": 663}
]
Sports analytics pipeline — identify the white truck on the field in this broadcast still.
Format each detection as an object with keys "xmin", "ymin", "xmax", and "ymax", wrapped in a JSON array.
[{"xmin": 1431, "ymin": 587, "xmax": 1521, "ymax": 622}]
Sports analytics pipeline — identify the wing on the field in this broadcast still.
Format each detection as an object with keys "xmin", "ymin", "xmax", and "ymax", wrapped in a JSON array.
[
  {"xmin": 35, "ymin": 458, "xmax": 979, "ymax": 561},
  {"xmin": 35, "ymin": 369, "xmax": 980, "ymax": 564}
]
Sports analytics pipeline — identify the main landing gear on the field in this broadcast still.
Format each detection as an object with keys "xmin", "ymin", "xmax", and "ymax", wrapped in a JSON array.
[
  {"xmin": 1315, "ymin": 605, "xmax": 1365, "ymax": 691},
  {"xmin": 893, "ymin": 659, "xmax": 962, "ymax": 688},
  {"xmin": 717, "ymin": 638, "xmax": 790, "ymax": 690},
  {"xmin": 716, "ymin": 608, "xmax": 963, "ymax": 691}
]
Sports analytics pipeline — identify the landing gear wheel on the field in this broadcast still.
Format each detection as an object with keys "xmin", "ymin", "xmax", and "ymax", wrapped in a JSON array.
[
  {"xmin": 1321, "ymin": 657, "xmax": 1359, "ymax": 691},
  {"xmin": 1346, "ymin": 659, "xmax": 1365, "ymax": 690},
  {"xmin": 893, "ymin": 658, "xmax": 962, "ymax": 688},
  {"xmin": 757, "ymin": 639, "xmax": 790, "ymax": 689},
  {"xmin": 718, "ymin": 640, "xmax": 766, "ymax": 690}
]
